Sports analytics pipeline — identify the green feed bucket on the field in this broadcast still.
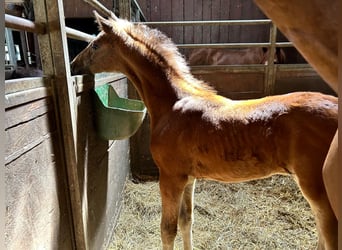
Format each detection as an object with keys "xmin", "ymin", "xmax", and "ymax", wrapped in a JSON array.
[{"xmin": 93, "ymin": 84, "xmax": 147, "ymax": 140}]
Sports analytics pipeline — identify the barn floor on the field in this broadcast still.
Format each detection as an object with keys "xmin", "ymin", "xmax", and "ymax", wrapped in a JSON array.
[{"xmin": 108, "ymin": 175, "xmax": 317, "ymax": 249}]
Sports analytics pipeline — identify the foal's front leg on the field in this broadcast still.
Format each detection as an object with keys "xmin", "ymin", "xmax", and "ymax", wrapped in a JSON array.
[
  {"xmin": 179, "ymin": 177, "xmax": 196, "ymax": 250},
  {"xmin": 159, "ymin": 173, "xmax": 189, "ymax": 250}
]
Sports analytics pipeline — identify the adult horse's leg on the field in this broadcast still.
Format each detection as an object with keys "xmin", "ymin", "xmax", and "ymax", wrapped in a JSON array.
[
  {"xmin": 179, "ymin": 177, "xmax": 196, "ymax": 250},
  {"xmin": 295, "ymin": 171, "xmax": 337, "ymax": 249},
  {"xmin": 159, "ymin": 172, "xmax": 188, "ymax": 250}
]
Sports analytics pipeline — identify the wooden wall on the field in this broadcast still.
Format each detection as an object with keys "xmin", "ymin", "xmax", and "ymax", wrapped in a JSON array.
[
  {"xmin": 63, "ymin": 0, "xmax": 113, "ymax": 18},
  {"xmin": 137, "ymin": 0, "xmax": 269, "ymax": 46},
  {"xmin": 5, "ymin": 78, "xmax": 74, "ymax": 249},
  {"xmin": 5, "ymin": 75, "xmax": 131, "ymax": 249},
  {"xmin": 74, "ymin": 75, "xmax": 131, "ymax": 249},
  {"xmin": 5, "ymin": 0, "xmax": 139, "ymax": 248}
]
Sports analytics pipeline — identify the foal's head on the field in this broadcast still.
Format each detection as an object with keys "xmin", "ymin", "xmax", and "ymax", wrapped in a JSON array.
[
  {"xmin": 71, "ymin": 11, "xmax": 186, "ymax": 76},
  {"xmin": 71, "ymin": 12, "xmax": 132, "ymax": 75}
]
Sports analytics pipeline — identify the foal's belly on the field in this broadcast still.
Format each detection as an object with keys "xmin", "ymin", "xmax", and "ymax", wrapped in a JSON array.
[{"xmin": 190, "ymin": 154, "xmax": 286, "ymax": 183}]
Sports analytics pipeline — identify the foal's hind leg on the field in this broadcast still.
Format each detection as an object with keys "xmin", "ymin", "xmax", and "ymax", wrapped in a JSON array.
[
  {"xmin": 159, "ymin": 172, "xmax": 188, "ymax": 250},
  {"xmin": 296, "ymin": 174, "xmax": 337, "ymax": 250},
  {"xmin": 179, "ymin": 177, "xmax": 196, "ymax": 250}
]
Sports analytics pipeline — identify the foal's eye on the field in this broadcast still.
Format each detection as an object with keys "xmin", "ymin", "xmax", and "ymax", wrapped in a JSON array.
[{"xmin": 91, "ymin": 43, "xmax": 99, "ymax": 50}]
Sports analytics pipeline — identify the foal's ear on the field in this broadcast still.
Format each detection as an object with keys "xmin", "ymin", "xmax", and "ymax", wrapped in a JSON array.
[{"xmin": 94, "ymin": 11, "xmax": 112, "ymax": 33}]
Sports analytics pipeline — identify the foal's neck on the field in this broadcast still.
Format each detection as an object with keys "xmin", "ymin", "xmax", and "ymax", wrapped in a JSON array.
[
  {"xmin": 116, "ymin": 30, "xmax": 216, "ymax": 125},
  {"xmin": 120, "ymin": 50, "xmax": 179, "ymax": 124}
]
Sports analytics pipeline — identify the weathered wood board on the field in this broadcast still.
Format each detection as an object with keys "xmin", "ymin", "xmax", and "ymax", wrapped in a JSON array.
[
  {"xmin": 5, "ymin": 93, "xmax": 74, "ymax": 249},
  {"xmin": 5, "ymin": 75, "xmax": 131, "ymax": 250}
]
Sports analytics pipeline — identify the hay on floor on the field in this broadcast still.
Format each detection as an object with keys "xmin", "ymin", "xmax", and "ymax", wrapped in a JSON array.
[{"xmin": 109, "ymin": 175, "xmax": 317, "ymax": 249}]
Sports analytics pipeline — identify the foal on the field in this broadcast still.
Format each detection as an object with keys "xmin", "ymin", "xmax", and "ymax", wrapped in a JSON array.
[{"xmin": 71, "ymin": 12, "xmax": 338, "ymax": 250}]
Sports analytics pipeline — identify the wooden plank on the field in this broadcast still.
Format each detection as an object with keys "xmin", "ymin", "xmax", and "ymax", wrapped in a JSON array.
[
  {"xmin": 142, "ymin": 0, "xmax": 151, "ymax": 20},
  {"xmin": 202, "ymin": 0, "xmax": 211, "ymax": 43},
  {"xmin": 5, "ymin": 134, "xmax": 73, "ymax": 249},
  {"xmin": 193, "ymin": 72, "xmax": 265, "ymax": 97},
  {"xmin": 118, "ymin": 0, "xmax": 131, "ymax": 19},
  {"xmin": 159, "ymin": 0, "xmax": 172, "ymax": 37},
  {"xmin": 183, "ymin": 0, "xmax": 194, "ymax": 44},
  {"xmin": 5, "ymin": 77, "xmax": 50, "ymax": 95},
  {"xmin": 5, "ymin": 97, "xmax": 53, "ymax": 129},
  {"xmin": 193, "ymin": 0, "xmax": 203, "ymax": 44},
  {"xmin": 150, "ymin": 0, "xmax": 160, "ymax": 21},
  {"xmin": 219, "ymin": 0, "xmax": 229, "ymax": 42},
  {"xmin": 172, "ymin": 0, "xmax": 184, "ymax": 44},
  {"xmin": 228, "ymin": 0, "xmax": 242, "ymax": 42},
  {"xmin": 5, "ymin": 87, "xmax": 51, "ymax": 109},
  {"xmin": 210, "ymin": 0, "xmax": 220, "ymax": 43},
  {"xmin": 5, "ymin": 112, "xmax": 55, "ymax": 164},
  {"xmin": 274, "ymin": 74, "xmax": 335, "ymax": 96}
]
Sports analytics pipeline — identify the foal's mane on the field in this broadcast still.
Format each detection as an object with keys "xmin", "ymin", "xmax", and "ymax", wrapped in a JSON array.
[{"xmin": 106, "ymin": 16, "xmax": 217, "ymax": 97}]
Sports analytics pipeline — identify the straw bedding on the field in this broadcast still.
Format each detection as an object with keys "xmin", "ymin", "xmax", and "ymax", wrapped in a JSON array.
[{"xmin": 109, "ymin": 175, "xmax": 317, "ymax": 249}]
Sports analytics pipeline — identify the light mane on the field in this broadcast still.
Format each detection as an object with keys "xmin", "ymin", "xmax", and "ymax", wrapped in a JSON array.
[{"xmin": 108, "ymin": 18, "xmax": 217, "ymax": 98}]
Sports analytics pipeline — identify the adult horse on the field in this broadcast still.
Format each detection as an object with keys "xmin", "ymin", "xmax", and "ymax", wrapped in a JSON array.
[
  {"xmin": 71, "ymin": 12, "xmax": 338, "ymax": 249},
  {"xmin": 253, "ymin": 0, "xmax": 339, "ymax": 247},
  {"xmin": 188, "ymin": 47, "xmax": 285, "ymax": 66}
]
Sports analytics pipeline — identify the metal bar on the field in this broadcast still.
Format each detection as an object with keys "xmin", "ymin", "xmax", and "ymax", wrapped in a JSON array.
[
  {"xmin": 5, "ymin": 14, "xmax": 46, "ymax": 34},
  {"xmin": 276, "ymin": 42, "xmax": 293, "ymax": 47},
  {"xmin": 190, "ymin": 64, "xmax": 313, "ymax": 73},
  {"xmin": 132, "ymin": 0, "xmax": 146, "ymax": 21},
  {"xmin": 191, "ymin": 65, "xmax": 266, "ymax": 74},
  {"xmin": 65, "ymin": 27, "xmax": 95, "ymax": 42},
  {"xmin": 177, "ymin": 42, "xmax": 293, "ymax": 49},
  {"xmin": 276, "ymin": 64, "xmax": 314, "ymax": 71},
  {"xmin": 177, "ymin": 42, "xmax": 271, "ymax": 49},
  {"xmin": 140, "ymin": 19, "xmax": 272, "ymax": 26},
  {"xmin": 83, "ymin": 0, "xmax": 112, "ymax": 17}
]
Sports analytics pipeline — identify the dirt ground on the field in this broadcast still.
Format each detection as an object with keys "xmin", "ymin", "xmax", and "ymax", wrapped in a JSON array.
[{"xmin": 109, "ymin": 175, "xmax": 317, "ymax": 249}]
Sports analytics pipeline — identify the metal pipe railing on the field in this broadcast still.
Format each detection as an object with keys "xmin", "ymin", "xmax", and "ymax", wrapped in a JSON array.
[
  {"xmin": 5, "ymin": 14, "xmax": 46, "ymax": 34},
  {"xmin": 83, "ymin": 0, "xmax": 113, "ymax": 18},
  {"xmin": 177, "ymin": 42, "xmax": 293, "ymax": 49},
  {"xmin": 5, "ymin": 13, "xmax": 95, "ymax": 43},
  {"xmin": 140, "ymin": 19, "xmax": 272, "ymax": 26},
  {"xmin": 178, "ymin": 42, "xmax": 269, "ymax": 49},
  {"xmin": 65, "ymin": 27, "xmax": 95, "ymax": 42}
]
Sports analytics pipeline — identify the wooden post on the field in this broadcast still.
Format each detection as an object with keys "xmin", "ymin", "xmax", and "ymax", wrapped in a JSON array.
[
  {"xmin": 264, "ymin": 22, "xmax": 277, "ymax": 95},
  {"xmin": 33, "ymin": 0, "xmax": 86, "ymax": 249}
]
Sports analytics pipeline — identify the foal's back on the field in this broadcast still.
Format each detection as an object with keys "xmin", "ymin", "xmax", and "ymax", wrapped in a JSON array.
[{"xmin": 151, "ymin": 92, "xmax": 337, "ymax": 181}]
